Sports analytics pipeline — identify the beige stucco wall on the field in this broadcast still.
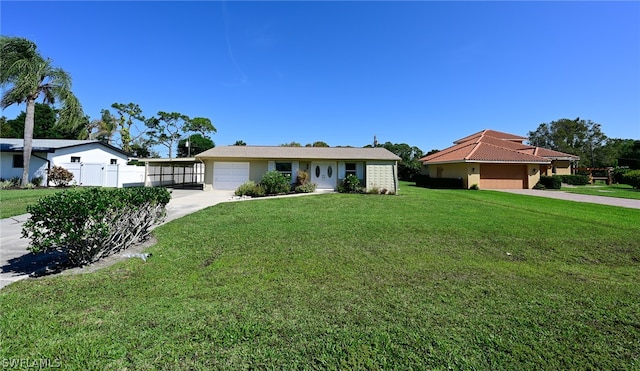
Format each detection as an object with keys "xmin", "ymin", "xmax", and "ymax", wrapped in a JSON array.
[
  {"xmin": 527, "ymin": 164, "xmax": 541, "ymax": 189},
  {"xmin": 428, "ymin": 162, "xmax": 477, "ymax": 189},
  {"xmin": 551, "ymin": 160, "xmax": 572, "ymax": 175}
]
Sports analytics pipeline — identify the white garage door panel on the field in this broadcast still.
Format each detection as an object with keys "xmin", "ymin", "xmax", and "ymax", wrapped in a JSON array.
[{"xmin": 213, "ymin": 162, "xmax": 249, "ymax": 190}]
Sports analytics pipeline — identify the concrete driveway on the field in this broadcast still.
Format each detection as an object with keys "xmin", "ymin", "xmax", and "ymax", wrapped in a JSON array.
[
  {"xmin": 495, "ymin": 189, "xmax": 640, "ymax": 209},
  {"xmin": 0, "ymin": 189, "xmax": 235, "ymax": 289}
]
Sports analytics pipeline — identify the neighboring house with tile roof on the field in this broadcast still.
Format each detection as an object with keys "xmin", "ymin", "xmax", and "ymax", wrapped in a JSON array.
[
  {"xmin": 0, "ymin": 139, "xmax": 143, "ymax": 187},
  {"xmin": 419, "ymin": 130, "xmax": 580, "ymax": 189},
  {"xmin": 195, "ymin": 146, "xmax": 401, "ymax": 193}
]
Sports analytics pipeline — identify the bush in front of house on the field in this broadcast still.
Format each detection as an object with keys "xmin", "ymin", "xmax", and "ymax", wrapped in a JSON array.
[
  {"xmin": 537, "ymin": 175, "xmax": 562, "ymax": 190},
  {"xmin": 48, "ymin": 166, "xmax": 74, "ymax": 187},
  {"xmin": 613, "ymin": 167, "xmax": 631, "ymax": 184},
  {"xmin": 621, "ymin": 170, "xmax": 640, "ymax": 189},
  {"xmin": 295, "ymin": 182, "xmax": 317, "ymax": 193},
  {"xmin": 260, "ymin": 170, "xmax": 291, "ymax": 195},
  {"xmin": 415, "ymin": 175, "xmax": 464, "ymax": 189},
  {"xmin": 337, "ymin": 174, "xmax": 363, "ymax": 193},
  {"xmin": 235, "ymin": 181, "xmax": 266, "ymax": 197},
  {"xmin": 559, "ymin": 174, "xmax": 590, "ymax": 185},
  {"xmin": 22, "ymin": 187, "xmax": 171, "ymax": 267}
]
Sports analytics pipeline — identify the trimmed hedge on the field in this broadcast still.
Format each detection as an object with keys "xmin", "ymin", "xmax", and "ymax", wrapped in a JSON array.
[
  {"xmin": 559, "ymin": 174, "xmax": 590, "ymax": 185},
  {"xmin": 537, "ymin": 175, "xmax": 562, "ymax": 190},
  {"xmin": 621, "ymin": 170, "xmax": 640, "ymax": 189},
  {"xmin": 22, "ymin": 187, "xmax": 171, "ymax": 266},
  {"xmin": 415, "ymin": 175, "xmax": 464, "ymax": 189}
]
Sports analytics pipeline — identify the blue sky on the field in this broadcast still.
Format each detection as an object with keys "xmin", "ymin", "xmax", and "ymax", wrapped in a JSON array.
[{"xmin": 2, "ymin": 1, "xmax": 639, "ymax": 157}]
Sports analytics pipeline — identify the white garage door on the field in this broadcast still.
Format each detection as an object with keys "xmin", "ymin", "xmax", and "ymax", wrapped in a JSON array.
[{"xmin": 213, "ymin": 162, "xmax": 250, "ymax": 190}]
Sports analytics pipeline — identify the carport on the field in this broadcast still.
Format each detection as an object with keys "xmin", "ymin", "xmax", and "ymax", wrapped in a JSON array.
[{"xmin": 139, "ymin": 157, "xmax": 205, "ymax": 189}]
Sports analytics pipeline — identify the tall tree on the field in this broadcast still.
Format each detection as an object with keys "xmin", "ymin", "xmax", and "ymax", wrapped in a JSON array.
[
  {"xmin": 0, "ymin": 36, "xmax": 83, "ymax": 185},
  {"xmin": 233, "ymin": 140, "xmax": 247, "ymax": 146},
  {"xmin": 145, "ymin": 112, "xmax": 216, "ymax": 158},
  {"xmin": 177, "ymin": 134, "xmax": 215, "ymax": 157},
  {"xmin": 528, "ymin": 118, "xmax": 607, "ymax": 167},
  {"xmin": 306, "ymin": 141, "xmax": 329, "ymax": 147},
  {"xmin": 110, "ymin": 102, "xmax": 147, "ymax": 153},
  {"xmin": 85, "ymin": 109, "xmax": 118, "ymax": 143}
]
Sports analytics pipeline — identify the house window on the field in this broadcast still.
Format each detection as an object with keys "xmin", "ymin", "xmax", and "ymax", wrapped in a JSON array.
[
  {"xmin": 275, "ymin": 162, "xmax": 292, "ymax": 179},
  {"xmin": 12, "ymin": 154, "xmax": 23, "ymax": 168},
  {"xmin": 345, "ymin": 163, "xmax": 356, "ymax": 177},
  {"xmin": 110, "ymin": 159, "xmax": 118, "ymax": 165},
  {"xmin": 71, "ymin": 156, "xmax": 81, "ymax": 163}
]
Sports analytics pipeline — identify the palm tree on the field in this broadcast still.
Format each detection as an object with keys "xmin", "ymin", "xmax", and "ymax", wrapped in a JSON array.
[{"xmin": 0, "ymin": 36, "xmax": 83, "ymax": 186}]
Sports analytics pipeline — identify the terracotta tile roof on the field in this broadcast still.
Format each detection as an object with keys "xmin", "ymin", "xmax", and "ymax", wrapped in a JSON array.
[
  {"xmin": 196, "ymin": 146, "xmax": 401, "ymax": 161},
  {"xmin": 453, "ymin": 129, "xmax": 528, "ymax": 144},
  {"xmin": 421, "ymin": 129, "xmax": 579, "ymax": 164}
]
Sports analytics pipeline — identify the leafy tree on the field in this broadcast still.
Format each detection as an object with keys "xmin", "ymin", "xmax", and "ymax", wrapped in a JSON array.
[
  {"xmin": 233, "ymin": 140, "xmax": 247, "ymax": 146},
  {"xmin": 527, "ymin": 118, "xmax": 607, "ymax": 167},
  {"xmin": 110, "ymin": 102, "xmax": 147, "ymax": 153},
  {"xmin": 0, "ymin": 36, "xmax": 83, "ymax": 186},
  {"xmin": 366, "ymin": 141, "xmax": 424, "ymax": 181},
  {"xmin": 306, "ymin": 141, "xmax": 329, "ymax": 147},
  {"xmin": 177, "ymin": 134, "xmax": 214, "ymax": 157},
  {"xmin": 4, "ymin": 103, "xmax": 86, "ymax": 139},
  {"xmin": 280, "ymin": 141, "xmax": 302, "ymax": 147},
  {"xmin": 85, "ymin": 109, "xmax": 118, "ymax": 144},
  {"xmin": 146, "ymin": 112, "xmax": 216, "ymax": 158},
  {"xmin": 129, "ymin": 138, "xmax": 157, "ymax": 158}
]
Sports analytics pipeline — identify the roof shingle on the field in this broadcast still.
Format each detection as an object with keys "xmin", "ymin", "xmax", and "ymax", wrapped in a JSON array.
[{"xmin": 196, "ymin": 146, "xmax": 401, "ymax": 161}]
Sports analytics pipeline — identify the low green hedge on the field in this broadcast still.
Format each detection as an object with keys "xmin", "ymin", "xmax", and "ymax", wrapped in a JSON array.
[
  {"xmin": 22, "ymin": 187, "xmax": 171, "ymax": 266},
  {"xmin": 536, "ymin": 176, "xmax": 562, "ymax": 190},
  {"xmin": 621, "ymin": 170, "xmax": 640, "ymax": 189},
  {"xmin": 559, "ymin": 174, "xmax": 590, "ymax": 185},
  {"xmin": 415, "ymin": 175, "xmax": 464, "ymax": 189}
]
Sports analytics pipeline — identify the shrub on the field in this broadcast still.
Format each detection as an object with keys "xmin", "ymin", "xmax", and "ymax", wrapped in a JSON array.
[
  {"xmin": 30, "ymin": 176, "xmax": 44, "ymax": 187},
  {"xmin": 260, "ymin": 170, "xmax": 291, "ymax": 194},
  {"xmin": 338, "ymin": 174, "xmax": 362, "ymax": 193},
  {"xmin": 23, "ymin": 182, "xmax": 36, "ymax": 189},
  {"xmin": 48, "ymin": 166, "xmax": 74, "ymax": 187},
  {"xmin": 0, "ymin": 180, "xmax": 14, "ymax": 189},
  {"xmin": 294, "ymin": 182, "xmax": 317, "ymax": 193},
  {"xmin": 295, "ymin": 169, "xmax": 311, "ymax": 186},
  {"xmin": 533, "ymin": 182, "xmax": 546, "ymax": 190},
  {"xmin": 621, "ymin": 170, "xmax": 640, "ymax": 189},
  {"xmin": 414, "ymin": 174, "xmax": 430, "ymax": 187},
  {"xmin": 559, "ymin": 174, "xmax": 589, "ymax": 185},
  {"xmin": 613, "ymin": 167, "xmax": 631, "ymax": 184},
  {"xmin": 469, "ymin": 184, "xmax": 480, "ymax": 190},
  {"xmin": 22, "ymin": 187, "xmax": 171, "ymax": 267},
  {"xmin": 415, "ymin": 177, "xmax": 464, "ymax": 189},
  {"xmin": 235, "ymin": 181, "xmax": 266, "ymax": 197},
  {"xmin": 538, "ymin": 175, "xmax": 562, "ymax": 189}
]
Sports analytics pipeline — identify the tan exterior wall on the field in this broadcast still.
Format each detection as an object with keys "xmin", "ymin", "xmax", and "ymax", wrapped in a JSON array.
[
  {"xmin": 203, "ymin": 160, "xmax": 214, "ymax": 190},
  {"xmin": 527, "ymin": 164, "xmax": 541, "ymax": 189},
  {"xmin": 551, "ymin": 160, "xmax": 572, "ymax": 175},
  {"xmin": 429, "ymin": 162, "xmax": 476, "ymax": 189},
  {"xmin": 249, "ymin": 160, "xmax": 268, "ymax": 182}
]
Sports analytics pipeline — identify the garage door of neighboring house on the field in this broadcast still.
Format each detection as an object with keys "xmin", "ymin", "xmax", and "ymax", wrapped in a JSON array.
[
  {"xmin": 213, "ymin": 162, "xmax": 250, "ymax": 190},
  {"xmin": 60, "ymin": 162, "xmax": 104, "ymax": 186},
  {"xmin": 480, "ymin": 164, "xmax": 527, "ymax": 189}
]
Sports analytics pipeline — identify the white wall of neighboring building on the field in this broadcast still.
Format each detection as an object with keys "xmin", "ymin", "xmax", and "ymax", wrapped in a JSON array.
[
  {"xmin": 0, "ymin": 152, "xmax": 49, "ymax": 185},
  {"xmin": 48, "ymin": 143, "xmax": 129, "ymax": 165}
]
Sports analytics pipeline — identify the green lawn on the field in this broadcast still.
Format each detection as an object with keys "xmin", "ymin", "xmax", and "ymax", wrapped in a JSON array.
[
  {"xmin": 0, "ymin": 188, "xmax": 67, "ymax": 219},
  {"xmin": 562, "ymin": 183, "xmax": 640, "ymax": 200},
  {"xmin": 1, "ymin": 185, "xmax": 639, "ymax": 369}
]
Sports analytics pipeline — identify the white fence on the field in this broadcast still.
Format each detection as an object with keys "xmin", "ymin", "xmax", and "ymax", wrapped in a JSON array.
[{"xmin": 58, "ymin": 163, "xmax": 145, "ymax": 188}]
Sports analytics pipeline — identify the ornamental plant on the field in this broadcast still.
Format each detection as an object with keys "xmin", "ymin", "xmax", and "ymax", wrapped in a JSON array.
[
  {"xmin": 22, "ymin": 187, "xmax": 171, "ymax": 266},
  {"xmin": 337, "ymin": 174, "xmax": 362, "ymax": 193},
  {"xmin": 48, "ymin": 165, "xmax": 74, "ymax": 187},
  {"xmin": 260, "ymin": 170, "xmax": 291, "ymax": 194}
]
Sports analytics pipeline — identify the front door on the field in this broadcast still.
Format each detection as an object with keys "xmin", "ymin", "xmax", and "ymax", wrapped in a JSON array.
[{"xmin": 311, "ymin": 162, "xmax": 337, "ymax": 190}]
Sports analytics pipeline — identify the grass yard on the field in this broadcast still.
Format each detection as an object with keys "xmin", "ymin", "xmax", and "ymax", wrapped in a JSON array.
[
  {"xmin": 0, "ymin": 188, "xmax": 67, "ymax": 219},
  {"xmin": 562, "ymin": 183, "xmax": 640, "ymax": 200},
  {"xmin": 1, "ymin": 185, "xmax": 639, "ymax": 369}
]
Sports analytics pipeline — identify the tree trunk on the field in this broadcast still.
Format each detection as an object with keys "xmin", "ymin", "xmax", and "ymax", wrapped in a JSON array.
[{"xmin": 21, "ymin": 97, "xmax": 36, "ymax": 186}]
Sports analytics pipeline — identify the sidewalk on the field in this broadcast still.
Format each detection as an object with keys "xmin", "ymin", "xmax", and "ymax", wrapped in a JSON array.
[{"xmin": 0, "ymin": 190, "xmax": 235, "ymax": 289}]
